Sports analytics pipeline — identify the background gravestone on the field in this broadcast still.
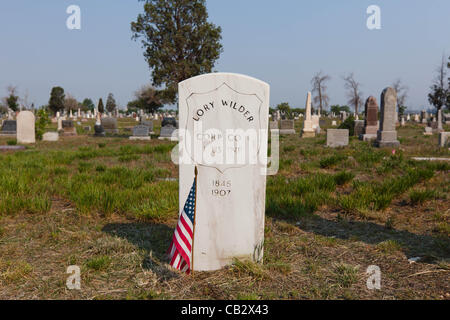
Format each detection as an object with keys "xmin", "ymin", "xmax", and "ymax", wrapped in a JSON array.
[
  {"xmin": 43, "ymin": 132, "xmax": 59, "ymax": 142},
  {"xmin": 0, "ymin": 120, "xmax": 17, "ymax": 135},
  {"xmin": 141, "ymin": 120, "xmax": 154, "ymax": 134},
  {"xmin": 158, "ymin": 117, "xmax": 178, "ymax": 140},
  {"xmin": 269, "ymin": 120, "xmax": 278, "ymax": 131},
  {"xmin": 101, "ymin": 118, "xmax": 119, "ymax": 134},
  {"xmin": 363, "ymin": 96, "xmax": 379, "ymax": 141},
  {"xmin": 326, "ymin": 129, "xmax": 349, "ymax": 148},
  {"xmin": 61, "ymin": 120, "xmax": 77, "ymax": 136},
  {"xmin": 130, "ymin": 125, "xmax": 150, "ymax": 141},
  {"xmin": 438, "ymin": 132, "xmax": 450, "ymax": 147},
  {"xmin": 94, "ymin": 124, "xmax": 105, "ymax": 137},
  {"xmin": 179, "ymin": 73, "xmax": 269, "ymax": 272},
  {"xmin": 376, "ymin": 87, "xmax": 400, "ymax": 148},
  {"xmin": 302, "ymin": 92, "xmax": 315, "ymax": 137},
  {"xmin": 17, "ymin": 111, "xmax": 35, "ymax": 144},
  {"xmin": 279, "ymin": 120, "xmax": 295, "ymax": 134},
  {"xmin": 354, "ymin": 120, "xmax": 365, "ymax": 137},
  {"xmin": 158, "ymin": 125, "xmax": 177, "ymax": 141},
  {"xmin": 161, "ymin": 117, "xmax": 178, "ymax": 128}
]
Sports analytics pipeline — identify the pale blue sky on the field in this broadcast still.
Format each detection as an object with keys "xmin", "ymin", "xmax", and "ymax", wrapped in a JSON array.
[{"xmin": 0, "ymin": 0, "xmax": 449, "ymax": 111}]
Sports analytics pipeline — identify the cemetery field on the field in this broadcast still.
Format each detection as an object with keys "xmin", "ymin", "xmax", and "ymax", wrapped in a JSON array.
[{"xmin": 0, "ymin": 119, "xmax": 449, "ymax": 300}]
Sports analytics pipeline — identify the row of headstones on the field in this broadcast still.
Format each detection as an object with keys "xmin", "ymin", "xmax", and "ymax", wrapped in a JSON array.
[
  {"xmin": 327, "ymin": 88, "xmax": 399, "ymax": 148},
  {"xmin": 50, "ymin": 109, "xmax": 177, "ymax": 120},
  {"xmin": 0, "ymin": 114, "xmax": 180, "ymax": 142},
  {"xmin": 326, "ymin": 88, "xmax": 450, "ymax": 148},
  {"xmin": 0, "ymin": 111, "xmax": 36, "ymax": 143}
]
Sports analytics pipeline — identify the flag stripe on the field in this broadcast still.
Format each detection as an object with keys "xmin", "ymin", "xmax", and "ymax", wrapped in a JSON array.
[{"xmin": 167, "ymin": 177, "xmax": 197, "ymax": 274}]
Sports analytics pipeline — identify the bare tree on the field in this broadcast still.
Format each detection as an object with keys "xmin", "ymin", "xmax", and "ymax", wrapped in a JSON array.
[
  {"xmin": 342, "ymin": 73, "xmax": 363, "ymax": 114},
  {"xmin": 64, "ymin": 94, "xmax": 78, "ymax": 112},
  {"xmin": 391, "ymin": 79, "xmax": 408, "ymax": 107},
  {"xmin": 22, "ymin": 89, "xmax": 31, "ymax": 110},
  {"xmin": 392, "ymin": 79, "xmax": 409, "ymax": 115},
  {"xmin": 311, "ymin": 71, "xmax": 331, "ymax": 115}
]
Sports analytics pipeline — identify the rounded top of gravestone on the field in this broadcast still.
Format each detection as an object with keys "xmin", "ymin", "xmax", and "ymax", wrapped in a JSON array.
[
  {"xmin": 365, "ymin": 96, "xmax": 378, "ymax": 107},
  {"xmin": 381, "ymin": 87, "xmax": 397, "ymax": 105},
  {"xmin": 17, "ymin": 110, "xmax": 35, "ymax": 120}
]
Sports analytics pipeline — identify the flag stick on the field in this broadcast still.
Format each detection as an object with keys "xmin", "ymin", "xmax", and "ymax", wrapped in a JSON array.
[{"xmin": 191, "ymin": 166, "xmax": 198, "ymax": 275}]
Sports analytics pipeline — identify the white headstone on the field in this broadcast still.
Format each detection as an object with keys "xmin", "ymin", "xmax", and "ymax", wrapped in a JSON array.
[
  {"xmin": 43, "ymin": 132, "xmax": 59, "ymax": 141},
  {"xmin": 16, "ymin": 111, "xmax": 35, "ymax": 144},
  {"xmin": 301, "ymin": 92, "xmax": 315, "ymax": 137},
  {"xmin": 178, "ymin": 73, "xmax": 269, "ymax": 271}
]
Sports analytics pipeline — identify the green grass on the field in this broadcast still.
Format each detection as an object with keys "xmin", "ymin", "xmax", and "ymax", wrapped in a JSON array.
[
  {"xmin": 338, "ymin": 167, "xmax": 435, "ymax": 214},
  {"xmin": 376, "ymin": 240, "xmax": 403, "ymax": 254},
  {"xmin": 320, "ymin": 154, "xmax": 346, "ymax": 168},
  {"xmin": 409, "ymin": 189, "xmax": 438, "ymax": 205},
  {"xmin": 0, "ymin": 141, "xmax": 177, "ymax": 220},
  {"xmin": 0, "ymin": 121, "xmax": 449, "ymax": 300},
  {"xmin": 334, "ymin": 171, "xmax": 355, "ymax": 186},
  {"xmin": 333, "ymin": 263, "xmax": 359, "ymax": 288},
  {"xmin": 85, "ymin": 255, "xmax": 112, "ymax": 271}
]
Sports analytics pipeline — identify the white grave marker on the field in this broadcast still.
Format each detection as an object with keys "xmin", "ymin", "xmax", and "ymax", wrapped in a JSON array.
[
  {"xmin": 17, "ymin": 111, "xmax": 35, "ymax": 144},
  {"xmin": 178, "ymin": 73, "xmax": 269, "ymax": 271}
]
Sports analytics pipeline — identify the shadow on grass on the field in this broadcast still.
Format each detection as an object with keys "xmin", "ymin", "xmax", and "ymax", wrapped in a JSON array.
[
  {"xmin": 102, "ymin": 222, "xmax": 180, "ymax": 279},
  {"xmin": 294, "ymin": 215, "xmax": 450, "ymax": 263}
]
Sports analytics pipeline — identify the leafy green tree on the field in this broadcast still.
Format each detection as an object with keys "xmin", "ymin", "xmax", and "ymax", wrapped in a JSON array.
[
  {"xmin": 131, "ymin": 0, "xmax": 223, "ymax": 104},
  {"xmin": 106, "ymin": 93, "xmax": 117, "ymax": 113},
  {"xmin": 98, "ymin": 98, "xmax": 105, "ymax": 114},
  {"xmin": 428, "ymin": 55, "xmax": 449, "ymax": 112},
  {"xmin": 48, "ymin": 87, "xmax": 65, "ymax": 115},
  {"xmin": 338, "ymin": 115, "xmax": 355, "ymax": 136},
  {"xmin": 398, "ymin": 105, "xmax": 407, "ymax": 116},
  {"xmin": 81, "ymin": 98, "xmax": 95, "ymax": 112},
  {"xmin": 35, "ymin": 109, "xmax": 51, "ymax": 141},
  {"xmin": 291, "ymin": 108, "xmax": 305, "ymax": 115},
  {"xmin": 276, "ymin": 102, "xmax": 292, "ymax": 119},
  {"xmin": 5, "ymin": 86, "xmax": 19, "ymax": 112},
  {"xmin": 330, "ymin": 105, "xmax": 350, "ymax": 115}
]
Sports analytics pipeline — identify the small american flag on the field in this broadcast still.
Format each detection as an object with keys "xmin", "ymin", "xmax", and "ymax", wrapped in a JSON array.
[{"xmin": 168, "ymin": 176, "xmax": 197, "ymax": 274}]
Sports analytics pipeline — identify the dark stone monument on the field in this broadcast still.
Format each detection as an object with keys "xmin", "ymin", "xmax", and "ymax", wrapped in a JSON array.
[
  {"xmin": 0, "ymin": 120, "xmax": 17, "ymax": 135},
  {"xmin": 161, "ymin": 117, "xmax": 178, "ymax": 128},
  {"xmin": 61, "ymin": 120, "xmax": 77, "ymax": 136},
  {"xmin": 94, "ymin": 124, "xmax": 105, "ymax": 137},
  {"xmin": 364, "ymin": 96, "xmax": 379, "ymax": 135}
]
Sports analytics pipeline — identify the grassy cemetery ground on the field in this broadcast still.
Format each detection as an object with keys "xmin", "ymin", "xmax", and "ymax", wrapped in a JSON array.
[{"xmin": 0, "ymin": 118, "xmax": 449, "ymax": 300}]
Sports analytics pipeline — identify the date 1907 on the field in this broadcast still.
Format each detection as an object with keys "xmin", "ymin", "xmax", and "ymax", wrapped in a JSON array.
[{"xmin": 211, "ymin": 180, "xmax": 232, "ymax": 197}]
